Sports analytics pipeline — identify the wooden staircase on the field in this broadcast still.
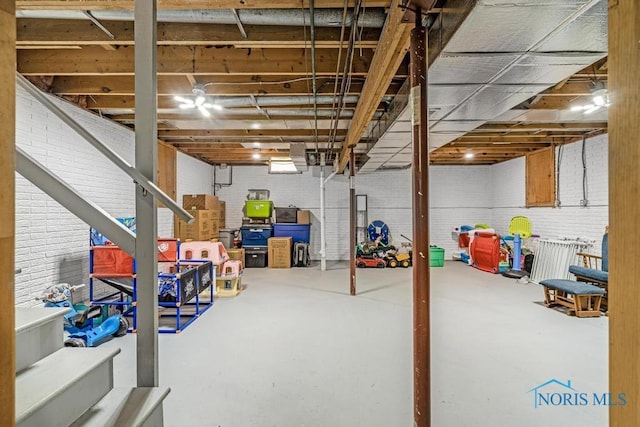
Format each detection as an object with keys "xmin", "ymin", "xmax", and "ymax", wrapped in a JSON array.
[{"xmin": 15, "ymin": 307, "xmax": 169, "ymax": 427}]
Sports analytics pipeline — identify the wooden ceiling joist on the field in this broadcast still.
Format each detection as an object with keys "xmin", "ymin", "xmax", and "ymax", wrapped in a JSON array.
[
  {"xmin": 18, "ymin": 46, "xmax": 380, "ymax": 76},
  {"xmin": 17, "ymin": 20, "xmax": 381, "ymax": 49},
  {"xmin": 158, "ymin": 128, "xmax": 346, "ymax": 138}
]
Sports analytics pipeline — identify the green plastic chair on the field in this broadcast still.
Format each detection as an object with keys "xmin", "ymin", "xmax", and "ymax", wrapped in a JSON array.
[{"xmin": 508, "ymin": 216, "xmax": 532, "ymax": 239}]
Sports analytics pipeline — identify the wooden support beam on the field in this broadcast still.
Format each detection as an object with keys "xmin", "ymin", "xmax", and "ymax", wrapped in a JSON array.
[
  {"xmin": 18, "ymin": 46, "xmax": 381, "ymax": 76},
  {"xmin": 609, "ymin": 1, "xmax": 640, "ymax": 425},
  {"xmin": 337, "ymin": 1, "xmax": 412, "ymax": 172},
  {"xmin": 16, "ymin": 0, "xmax": 391, "ymax": 10},
  {"xmin": 17, "ymin": 20, "xmax": 380, "ymax": 49},
  {"xmin": 0, "ymin": 0, "xmax": 15, "ymax": 424}
]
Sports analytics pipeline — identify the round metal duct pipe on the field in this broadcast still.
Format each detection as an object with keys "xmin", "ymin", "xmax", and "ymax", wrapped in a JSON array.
[{"xmin": 17, "ymin": 8, "xmax": 387, "ymax": 28}]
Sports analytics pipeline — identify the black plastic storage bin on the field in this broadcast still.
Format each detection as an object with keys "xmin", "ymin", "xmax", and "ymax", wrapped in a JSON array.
[
  {"xmin": 244, "ymin": 246, "xmax": 268, "ymax": 268},
  {"xmin": 275, "ymin": 207, "xmax": 298, "ymax": 223}
]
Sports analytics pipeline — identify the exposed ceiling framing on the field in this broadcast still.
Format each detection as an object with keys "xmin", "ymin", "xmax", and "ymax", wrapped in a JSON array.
[{"xmin": 15, "ymin": 0, "xmax": 608, "ymax": 170}]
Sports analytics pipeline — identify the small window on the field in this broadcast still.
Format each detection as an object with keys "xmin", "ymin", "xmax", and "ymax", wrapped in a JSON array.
[{"xmin": 201, "ymin": 250, "xmax": 209, "ymax": 259}]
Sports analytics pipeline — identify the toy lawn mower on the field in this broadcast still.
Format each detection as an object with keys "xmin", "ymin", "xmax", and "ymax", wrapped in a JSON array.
[{"xmin": 38, "ymin": 283, "xmax": 129, "ymax": 347}]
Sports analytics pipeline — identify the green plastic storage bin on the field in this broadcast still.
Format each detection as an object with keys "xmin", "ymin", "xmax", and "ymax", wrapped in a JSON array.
[
  {"xmin": 429, "ymin": 246, "xmax": 445, "ymax": 267},
  {"xmin": 244, "ymin": 200, "xmax": 273, "ymax": 218}
]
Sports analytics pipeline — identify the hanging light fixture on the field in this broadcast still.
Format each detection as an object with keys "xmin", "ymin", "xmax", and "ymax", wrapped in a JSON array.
[
  {"xmin": 571, "ymin": 81, "xmax": 610, "ymax": 114},
  {"xmin": 174, "ymin": 83, "xmax": 223, "ymax": 117}
]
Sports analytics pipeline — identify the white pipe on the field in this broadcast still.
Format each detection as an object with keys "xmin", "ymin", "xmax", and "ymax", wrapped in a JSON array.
[
  {"xmin": 320, "ymin": 166, "xmax": 326, "ymax": 271},
  {"xmin": 320, "ymin": 167, "xmax": 338, "ymax": 271}
]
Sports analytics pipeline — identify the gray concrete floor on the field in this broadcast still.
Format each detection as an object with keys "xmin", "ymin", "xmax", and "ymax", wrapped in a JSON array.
[{"xmin": 103, "ymin": 261, "xmax": 608, "ymax": 427}]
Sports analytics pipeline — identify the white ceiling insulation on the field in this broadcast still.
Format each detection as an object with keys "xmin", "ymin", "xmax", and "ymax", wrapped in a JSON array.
[{"xmin": 359, "ymin": 0, "xmax": 607, "ymax": 174}]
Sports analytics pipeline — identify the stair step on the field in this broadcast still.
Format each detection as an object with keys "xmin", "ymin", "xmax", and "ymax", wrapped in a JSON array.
[
  {"xmin": 71, "ymin": 387, "xmax": 171, "ymax": 427},
  {"xmin": 15, "ymin": 306, "xmax": 70, "ymax": 373},
  {"xmin": 16, "ymin": 346, "xmax": 120, "ymax": 427}
]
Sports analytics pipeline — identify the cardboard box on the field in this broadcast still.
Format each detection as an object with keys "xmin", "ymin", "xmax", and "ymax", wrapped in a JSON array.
[
  {"xmin": 297, "ymin": 210, "xmax": 311, "ymax": 224},
  {"xmin": 183, "ymin": 194, "xmax": 219, "ymax": 211},
  {"xmin": 210, "ymin": 218, "xmax": 220, "ymax": 238},
  {"xmin": 227, "ymin": 248, "xmax": 245, "ymax": 266},
  {"xmin": 218, "ymin": 201, "xmax": 226, "ymax": 228},
  {"xmin": 268, "ymin": 237, "xmax": 292, "ymax": 268},
  {"xmin": 175, "ymin": 210, "xmax": 215, "ymax": 241}
]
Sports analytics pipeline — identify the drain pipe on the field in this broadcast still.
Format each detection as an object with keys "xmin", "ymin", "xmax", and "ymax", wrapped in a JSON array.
[{"xmin": 320, "ymin": 155, "xmax": 337, "ymax": 271}]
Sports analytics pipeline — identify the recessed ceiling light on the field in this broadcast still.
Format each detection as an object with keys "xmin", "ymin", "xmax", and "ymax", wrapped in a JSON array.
[{"xmin": 464, "ymin": 152, "xmax": 474, "ymax": 159}]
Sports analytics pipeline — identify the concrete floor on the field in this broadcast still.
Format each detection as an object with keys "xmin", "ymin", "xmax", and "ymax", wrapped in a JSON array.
[{"xmin": 103, "ymin": 261, "xmax": 608, "ymax": 427}]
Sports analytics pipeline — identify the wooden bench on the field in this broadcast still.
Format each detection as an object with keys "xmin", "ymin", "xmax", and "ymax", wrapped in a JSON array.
[{"xmin": 539, "ymin": 279, "xmax": 605, "ymax": 318}]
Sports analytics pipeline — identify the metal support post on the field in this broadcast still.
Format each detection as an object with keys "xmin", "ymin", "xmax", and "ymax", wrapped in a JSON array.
[
  {"xmin": 349, "ymin": 149, "xmax": 356, "ymax": 296},
  {"xmin": 135, "ymin": 0, "xmax": 159, "ymax": 387},
  {"xmin": 410, "ymin": 8, "xmax": 431, "ymax": 427}
]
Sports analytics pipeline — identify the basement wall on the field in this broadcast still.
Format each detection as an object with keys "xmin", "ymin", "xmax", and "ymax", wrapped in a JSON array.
[
  {"xmin": 490, "ymin": 134, "xmax": 609, "ymax": 256},
  {"xmin": 214, "ymin": 165, "xmax": 493, "ymax": 260},
  {"xmin": 14, "ymin": 86, "xmax": 211, "ymax": 306},
  {"xmin": 13, "ymin": 83, "xmax": 609, "ymax": 305}
]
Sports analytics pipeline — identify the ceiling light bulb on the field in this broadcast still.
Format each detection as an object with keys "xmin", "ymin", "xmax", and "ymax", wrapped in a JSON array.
[
  {"xmin": 593, "ymin": 95, "xmax": 605, "ymax": 106},
  {"xmin": 252, "ymin": 152, "xmax": 261, "ymax": 159},
  {"xmin": 251, "ymin": 123, "xmax": 260, "ymax": 129},
  {"xmin": 198, "ymin": 106, "xmax": 211, "ymax": 117},
  {"xmin": 464, "ymin": 152, "xmax": 474, "ymax": 159}
]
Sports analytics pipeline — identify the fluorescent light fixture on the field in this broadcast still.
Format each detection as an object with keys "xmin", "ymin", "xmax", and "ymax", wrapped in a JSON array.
[{"xmin": 268, "ymin": 160, "xmax": 301, "ymax": 174}]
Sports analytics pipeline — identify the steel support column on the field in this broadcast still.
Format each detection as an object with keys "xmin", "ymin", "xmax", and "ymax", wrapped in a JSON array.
[
  {"xmin": 135, "ymin": 0, "xmax": 159, "ymax": 387},
  {"xmin": 349, "ymin": 148, "xmax": 356, "ymax": 296},
  {"xmin": 410, "ymin": 9, "xmax": 430, "ymax": 427}
]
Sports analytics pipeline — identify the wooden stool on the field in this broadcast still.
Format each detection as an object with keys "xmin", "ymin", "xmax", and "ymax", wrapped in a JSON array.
[{"xmin": 539, "ymin": 279, "xmax": 605, "ymax": 318}]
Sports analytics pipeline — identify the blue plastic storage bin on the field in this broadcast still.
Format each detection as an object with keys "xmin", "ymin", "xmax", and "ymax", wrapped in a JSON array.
[
  {"xmin": 273, "ymin": 223, "xmax": 310, "ymax": 243},
  {"xmin": 241, "ymin": 226, "xmax": 273, "ymax": 247}
]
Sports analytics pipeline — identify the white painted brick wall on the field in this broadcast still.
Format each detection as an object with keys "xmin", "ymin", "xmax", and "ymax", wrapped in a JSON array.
[
  {"xmin": 215, "ymin": 165, "xmax": 493, "ymax": 260},
  {"xmin": 15, "ymin": 86, "xmax": 213, "ymax": 306},
  {"xmin": 490, "ymin": 134, "xmax": 609, "ymax": 255}
]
